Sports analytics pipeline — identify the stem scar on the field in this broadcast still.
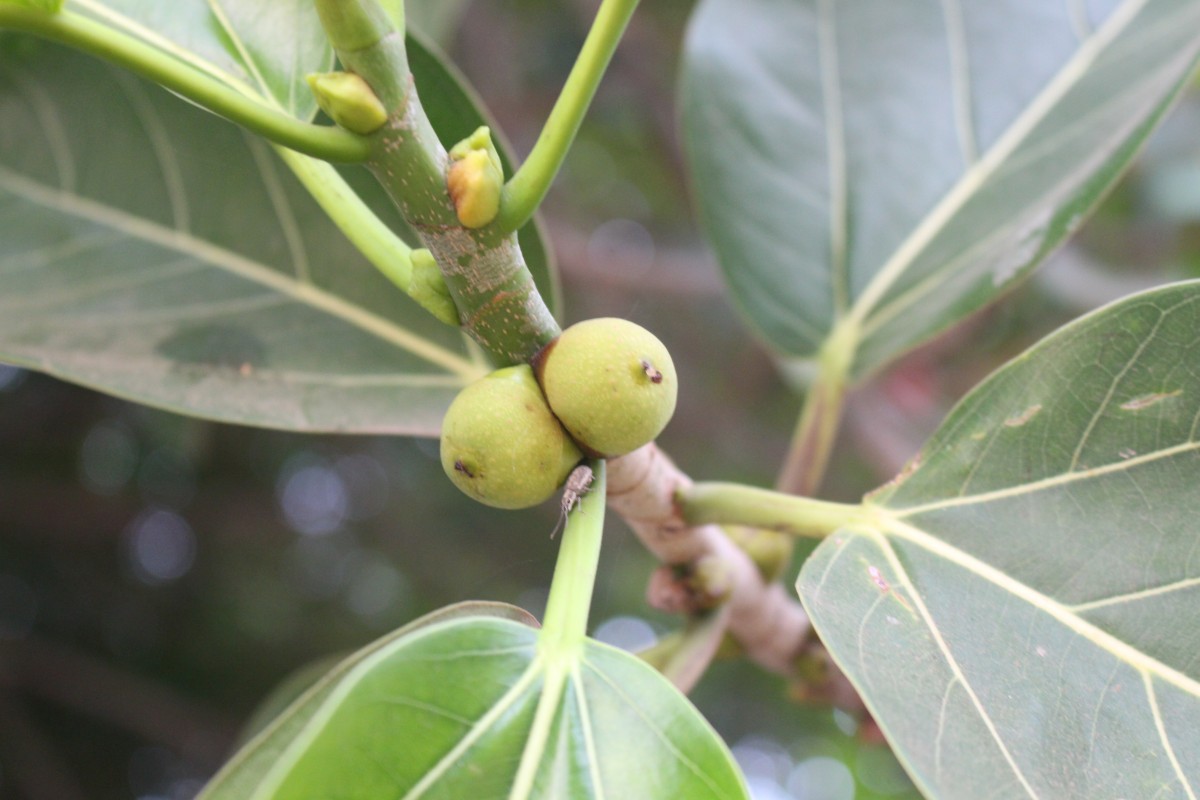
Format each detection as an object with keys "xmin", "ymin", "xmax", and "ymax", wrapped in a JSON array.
[{"xmin": 640, "ymin": 359, "xmax": 663, "ymax": 383}]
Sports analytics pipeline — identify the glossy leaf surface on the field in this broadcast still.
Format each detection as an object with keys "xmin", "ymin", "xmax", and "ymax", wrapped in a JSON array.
[
  {"xmin": 682, "ymin": 0, "xmax": 1200, "ymax": 379},
  {"xmin": 0, "ymin": 9, "xmax": 559, "ymax": 432},
  {"xmin": 70, "ymin": 0, "xmax": 331, "ymax": 119},
  {"xmin": 799, "ymin": 281, "xmax": 1200, "ymax": 798},
  {"xmin": 232, "ymin": 601, "xmax": 540, "ymax": 747},
  {"xmin": 202, "ymin": 614, "xmax": 749, "ymax": 800},
  {"xmin": 0, "ymin": 45, "xmax": 483, "ymax": 433},
  {"xmin": 61, "ymin": 0, "xmax": 558, "ymax": 306}
]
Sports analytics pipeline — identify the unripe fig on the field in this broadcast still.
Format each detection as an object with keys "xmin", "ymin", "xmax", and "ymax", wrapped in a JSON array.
[
  {"xmin": 440, "ymin": 365, "xmax": 583, "ymax": 509},
  {"xmin": 535, "ymin": 318, "xmax": 677, "ymax": 457}
]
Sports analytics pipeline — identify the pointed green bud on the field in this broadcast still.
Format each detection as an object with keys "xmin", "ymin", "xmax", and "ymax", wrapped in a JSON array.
[
  {"xmin": 408, "ymin": 249, "xmax": 459, "ymax": 326},
  {"xmin": 447, "ymin": 126, "xmax": 504, "ymax": 228},
  {"xmin": 307, "ymin": 72, "xmax": 388, "ymax": 135},
  {"xmin": 449, "ymin": 126, "xmax": 503, "ymax": 174}
]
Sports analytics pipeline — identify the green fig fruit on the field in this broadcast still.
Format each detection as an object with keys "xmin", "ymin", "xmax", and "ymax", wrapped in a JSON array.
[
  {"xmin": 535, "ymin": 318, "xmax": 677, "ymax": 457},
  {"xmin": 440, "ymin": 365, "xmax": 583, "ymax": 509}
]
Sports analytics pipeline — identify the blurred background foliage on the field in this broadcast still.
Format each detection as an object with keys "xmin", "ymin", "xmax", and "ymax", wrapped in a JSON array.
[{"xmin": 1, "ymin": 1, "xmax": 1198, "ymax": 798}]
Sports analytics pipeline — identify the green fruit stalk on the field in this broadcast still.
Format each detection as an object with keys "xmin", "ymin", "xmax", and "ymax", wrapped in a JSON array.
[
  {"xmin": 440, "ymin": 365, "xmax": 583, "ymax": 509},
  {"xmin": 535, "ymin": 318, "xmax": 677, "ymax": 457}
]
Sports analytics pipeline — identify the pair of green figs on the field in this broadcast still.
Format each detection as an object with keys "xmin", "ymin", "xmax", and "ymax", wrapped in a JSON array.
[{"xmin": 440, "ymin": 318, "xmax": 677, "ymax": 509}]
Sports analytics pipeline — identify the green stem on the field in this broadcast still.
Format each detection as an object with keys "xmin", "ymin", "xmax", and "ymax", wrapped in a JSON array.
[
  {"xmin": 276, "ymin": 148, "xmax": 415, "ymax": 292},
  {"xmin": 539, "ymin": 461, "xmax": 606, "ymax": 656},
  {"xmin": 0, "ymin": 7, "xmax": 370, "ymax": 162},
  {"xmin": 680, "ymin": 482, "xmax": 860, "ymax": 538},
  {"xmin": 316, "ymin": 0, "xmax": 560, "ymax": 365},
  {"xmin": 775, "ymin": 317, "xmax": 858, "ymax": 495},
  {"xmin": 508, "ymin": 462, "xmax": 606, "ymax": 800},
  {"xmin": 495, "ymin": 0, "xmax": 641, "ymax": 235}
]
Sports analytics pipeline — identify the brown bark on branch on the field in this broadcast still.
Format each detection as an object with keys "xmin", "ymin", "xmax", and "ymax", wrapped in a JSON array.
[{"xmin": 606, "ymin": 443, "xmax": 811, "ymax": 674}]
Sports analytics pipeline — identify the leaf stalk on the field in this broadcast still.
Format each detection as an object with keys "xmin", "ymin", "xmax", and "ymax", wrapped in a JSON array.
[
  {"xmin": 680, "ymin": 482, "xmax": 861, "ymax": 538},
  {"xmin": 0, "ymin": 6, "xmax": 371, "ymax": 162},
  {"xmin": 776, "ymin": 316, "xmax": 858, "ymax": 495},
  {"xmin": 540, "ymin": 460, "xmax": 607, "ymax": 656},
  {"xmin": 495, "ymin": 0, "xmax": 642, "ymax": 234}
]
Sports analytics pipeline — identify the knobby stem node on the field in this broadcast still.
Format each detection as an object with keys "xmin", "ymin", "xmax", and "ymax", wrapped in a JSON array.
[{"xmin": 316, "ymin": 0, "xmax": 560, "ymax": 366}]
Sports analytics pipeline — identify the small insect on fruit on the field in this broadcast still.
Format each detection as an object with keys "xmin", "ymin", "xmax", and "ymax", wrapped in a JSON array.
[
  {"xmin": 440, "ymin": 365, "xmax": 583, "ymax": 509},
  {"xmin": 551, "ymin": 464, "xmax": 595, "ymax": 538}
]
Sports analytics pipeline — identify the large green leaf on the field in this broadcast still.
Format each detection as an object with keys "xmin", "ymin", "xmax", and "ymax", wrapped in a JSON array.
[
  {"xmin": 404, "ymin": 0, "xmax": 470, "ymax": 45},
  {"xmin": 0, "ymin": 15, "xmax": 560, "ymax": 433},
  {"xmin": 234, "ymin": 601, "xmax": 541, "ymax": 748},
  {"xmin": 201, "ymin": 613, "xmax": 749, "ymax": 800},
  {"xmin": 69, "ymin": 0, "xmax": 332, "ymax": 119},
  {"xmin": 59, "ymin": 0, "xmax": 559, "ymax": 307},
  {"xmin": 798, "ymin": 281, "xmax": 1200, "ymax": 798},
  {"xmin": 0, "ymin": 44, "xmax": 484, "ymax": 433},
  {"xmin": 682, "ymin": 0, "xmax": 1200, "ymax": 380}
]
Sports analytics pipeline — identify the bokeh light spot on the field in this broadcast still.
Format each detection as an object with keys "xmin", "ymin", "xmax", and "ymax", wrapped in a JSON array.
[
  {"xmin": 277, "ymin": 456, "xmax": 349, "ymax": 536},
  {"xmin": 124, "ymin": 508, "xmax": 197, "ymax": 585},
  {"xmin": 786, "ymin": 755, "xmax": 856, "ymax": 800},
  {"xmin": 592, "ymin": 615, "xmax": 657, "ymax": 652}
]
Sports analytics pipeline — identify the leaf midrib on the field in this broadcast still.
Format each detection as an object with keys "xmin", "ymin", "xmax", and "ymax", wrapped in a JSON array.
[
  {"xmin": 0, "ymin": 165, "xmax": 481, "ymax": 378},
  {"xmin": 70, "ymin": 0, "xmax": 258, "ymax": 96},
  {"xmin": 855, "ymin": 50, "xmax": 1196, "ymax": 345},
  {"xmin": 815, "ymin": 0, "xmax": 849, "ymax": 317},
  {"xmin": 886, "ymin": 437, "xmax": 1200, "ymax": 516},
  {"xmin": 844, "ymin": 0, "xmax": 1152, "ymax": 335},
  {"xmin": 878, "ymin": 515, "xmax": 1200, "ymax": 700},
  {"xmin": 862, "ymin": 526, "xmax": 1039, "ymax": 799}
]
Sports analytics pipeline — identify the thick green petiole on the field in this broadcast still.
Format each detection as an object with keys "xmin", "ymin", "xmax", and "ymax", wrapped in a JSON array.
[
  {"xmin": 680, "ymin": 482, "xmax": 861, "ymax": 538},
  {"xmin": 0, "ymin": 6, "xmax": 370, "ymax": 162},
  {"xmin": 539, "ymin": 461, "xmax": 607, "ymax": 656},
  {"xmin": 509, "ymin": 461, "xmax": 605, "ymax": 799},
  {"xmin": 275, "ymin": 149, "xmax": 416, "ymax": 293},
  {"xmin": 776, "ymin": 316, "xmax": 858, "ymax": 496},
  {"xmin": 495, "ymin": 0, "xmax": 641, "ymax": 234}
]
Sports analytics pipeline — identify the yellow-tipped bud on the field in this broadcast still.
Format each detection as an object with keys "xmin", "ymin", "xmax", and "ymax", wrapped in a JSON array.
[{"xmin": 447, "ymin": 127, "xmax": 504, "ymax": 228}]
